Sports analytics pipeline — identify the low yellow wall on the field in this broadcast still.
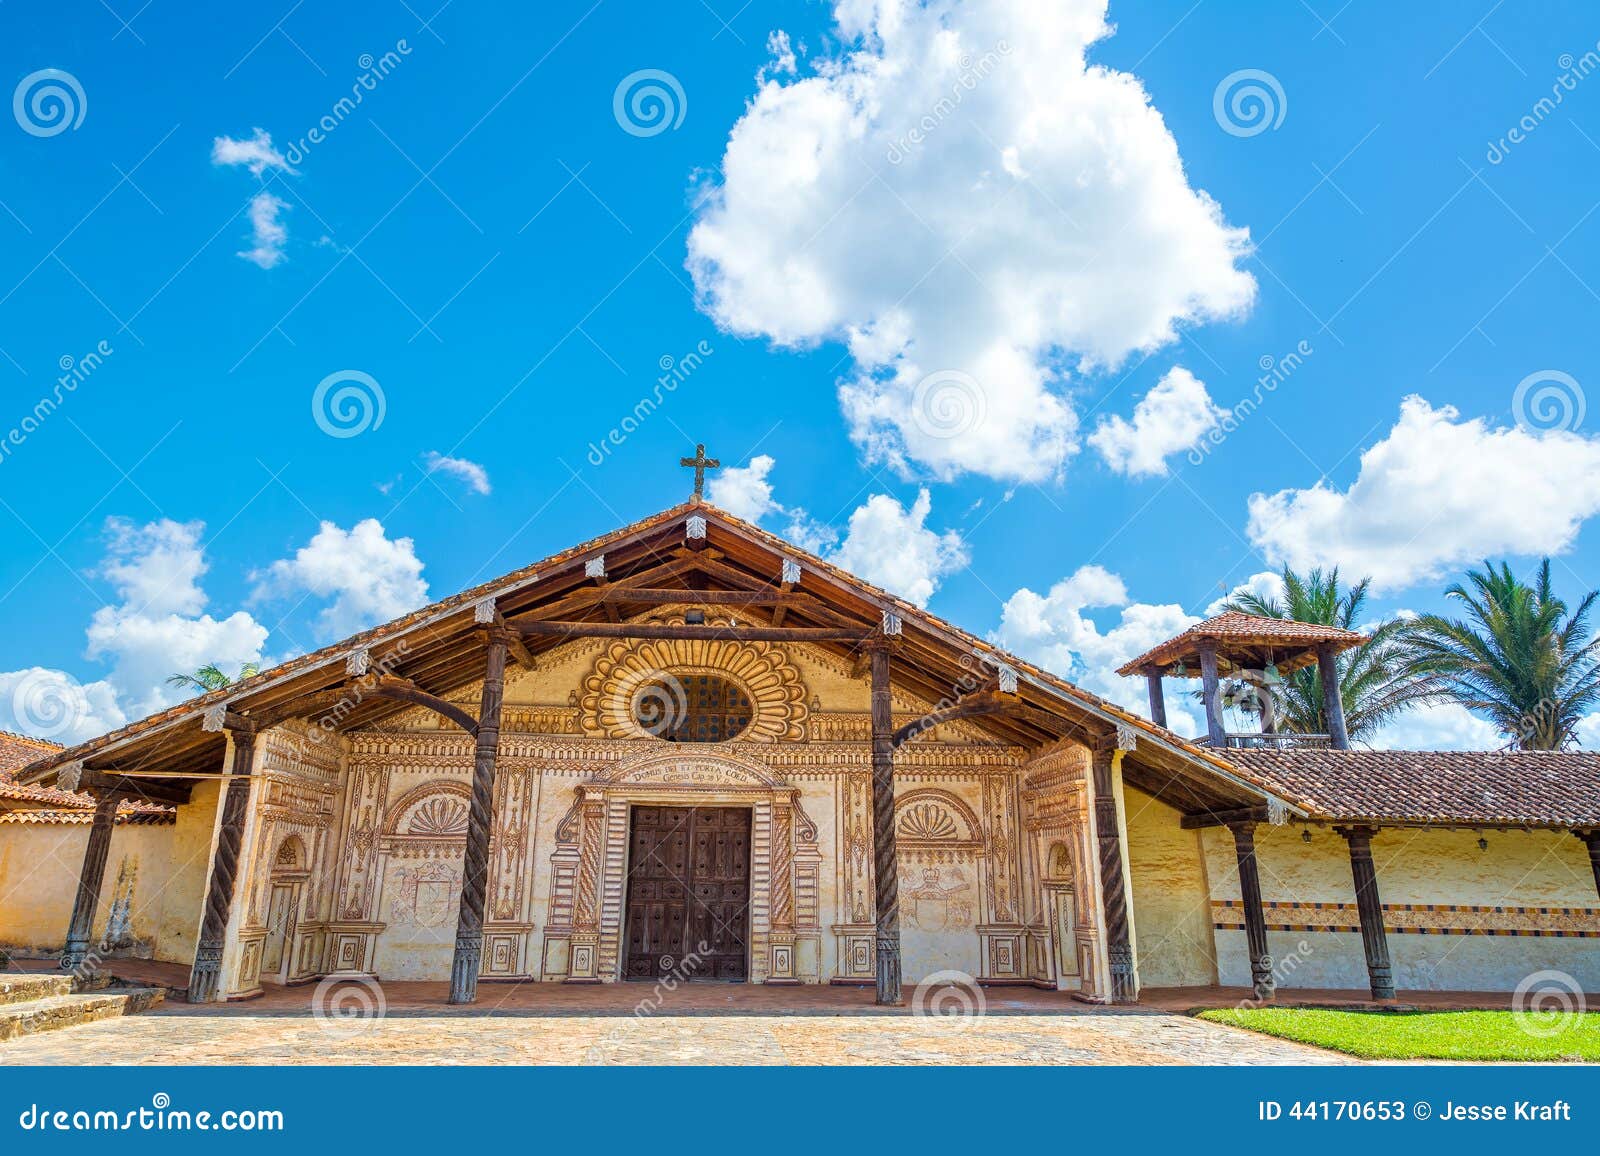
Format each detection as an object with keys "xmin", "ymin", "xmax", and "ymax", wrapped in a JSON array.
[
  {"xmin": 1123, "ymin": 786, "xmax": 1218, "ymax": 987},
  {"xmin": 1201, "ymin": 824, "xmax": 1600, "ymax": 993},
  {"xmin": 0, "ymin": 820, "xmax": 175, "ymax": 957}
]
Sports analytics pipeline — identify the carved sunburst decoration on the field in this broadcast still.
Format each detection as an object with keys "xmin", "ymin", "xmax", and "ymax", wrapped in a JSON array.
[
  {"xmin": 580, "ymin": 636, "xmax": 808, "ymax": 742},
  {"xmin": 899, "ymin": 801, "xmax": 959, "ymax": 842},
  {"xmin": 408, "ymin": 796, "xmax": 469, "ymax": 835}
]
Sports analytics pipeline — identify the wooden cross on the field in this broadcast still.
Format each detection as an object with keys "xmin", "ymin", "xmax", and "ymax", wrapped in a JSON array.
[{"xmin": 680, "ymin": 443, "xmax": 720, "ymax": 499}]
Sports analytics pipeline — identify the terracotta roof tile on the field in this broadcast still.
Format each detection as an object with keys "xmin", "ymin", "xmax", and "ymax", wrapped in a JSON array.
[
  {"xmin": 1116, "ymin": 611, "xmax": 1367, "ymax": 677},
  {"xmin": 0, "ymin": 731, "xmax": 170, "ymax": 818},
  {"xmin": 1223, "ymin": 748, "xmax": 1600, "ymax": 829}
]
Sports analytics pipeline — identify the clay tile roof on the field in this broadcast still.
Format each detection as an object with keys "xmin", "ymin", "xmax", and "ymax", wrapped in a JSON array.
[
  {"xmin": 1115, "ymin": 611, "xmax": 1367, "ymax": 678},
  {"xmin": 0, "ymin": 730, "xmax": 171, "ymax": 819},
  {"xmin": 1222, "ymin": 748, "xmax": 1600, "ymax": 829}
]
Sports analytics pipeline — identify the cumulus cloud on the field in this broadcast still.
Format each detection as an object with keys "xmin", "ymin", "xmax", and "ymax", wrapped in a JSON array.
[
  {"xmin": 706, "ymin": 455, "xmax": 836, "ymax": 553},
  {"xmin": 1205, "ymin": 570, "xmax": 1284, "ymax": 616},
  {"xmin": 686, "ymin": 0, "xmax": 1254, "ymax": 483},
  {"xmin": 238, "ymin": 191, "xmax": 290, "ymax": 269},
  {"xmin": 829, "ymin": 489, "xmax": 969, "ymax": 607},
  {"xmin": 211, "ymin": 128, "xmax": 294, "ymax": 176},
  {"xmin": 994, "ymin": 564, "xmax": 1200, "ymax": 732},
  {"xmin": 1366, "ymin": 701, "xmax": 1503, "ymax": 752},
  {"xmin": 1247, "ymin": 396, "xmax": 1600, "ymax": 592},
  {"xmin": 423, "ymin": 451, "xmax": 492, "ymax": 496},
  {"xmin": 1090, "ymin": 367, "xmax": 1225, "ymax": 478},
  {"xmin": 252, "ymin": 519, "xmax": 429, "ymax": 640},
  {"xmin": 0, "ymin": 668, "xmax": 127, "ymax": 746}
]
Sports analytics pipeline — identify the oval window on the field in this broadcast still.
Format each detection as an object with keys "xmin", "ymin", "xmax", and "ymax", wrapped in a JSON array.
[{"xmin": 632, "ymin": 673, "xmax": 753, "ymax": 743}]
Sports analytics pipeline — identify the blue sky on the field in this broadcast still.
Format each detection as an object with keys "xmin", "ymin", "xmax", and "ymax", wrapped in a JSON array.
[{"xmin": 2, "ymin": 0, "xmax": 1598, "ymax": 748}]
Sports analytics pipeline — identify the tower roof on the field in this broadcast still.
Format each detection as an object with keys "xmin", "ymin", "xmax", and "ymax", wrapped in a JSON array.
[{"xmin": 1115, "ymin": 611, "xmax": 1366, "ymax": 678}]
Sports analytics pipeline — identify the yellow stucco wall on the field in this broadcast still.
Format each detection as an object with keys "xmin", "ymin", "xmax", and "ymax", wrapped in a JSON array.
[
  {"xmin": 0, "ymin": 820, "xmax": 178, "ymax": 958},
  {"xmin": 1201, "ymin": 824, "xmax": 1600, "ymax": 992},
  {"xmin": 1122, "ymin": 785, "xmax": 1218, "ymax": 988}
]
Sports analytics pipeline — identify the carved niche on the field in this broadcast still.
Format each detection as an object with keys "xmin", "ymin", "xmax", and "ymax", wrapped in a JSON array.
[
  {"xmin": 894, "ymin": 789, "xmax": 985, "ymax": 934},
  {"xmin": 578, "ymin": 634, "xmax": 809, "ymax": 742}
]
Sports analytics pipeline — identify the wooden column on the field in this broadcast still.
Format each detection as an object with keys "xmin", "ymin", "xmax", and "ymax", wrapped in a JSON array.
[
  {"xmin": 1090, "ymin": 743, "xmax": 1136, "ymax": 1003},
  {"xmin": 1576, "ymin": 831, "xmax": 1600, "ymax": 899},
  {"xmin": 1317, "ymin": 642, "xmax": 1350, "ymax": 750},
  {"xmin": 1143, "ymin": 666, "xmax": 1167, "ymax": 729},
  {"xmin": 867, "ymin": 642, "xmax": 903, "ymax": 1005},
  {"xmin": 1197, "ymin": 641, "xmax": 1225, "ymax": 747},
  {"xmin": 1227, "ymin": 820, "xmax": 1275, "ymax": 1000},
  {"xmin": 61, "ymin": 792, "xmax": 119, "ymax": 972},
  {"xmin": 188, "ymin": 728, "xmax": 257, "ymax": 1003},
  {"xmin": 1336, "ymin": 825, "xmax": 1394, "ymax": 1000},
  {"xmin": 448, "ymin": 634, "xmax": 507, "ymax": 1005}
]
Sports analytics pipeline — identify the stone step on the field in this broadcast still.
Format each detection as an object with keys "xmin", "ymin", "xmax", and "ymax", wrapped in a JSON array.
[
  {"xmin": 0, "ymin": 973, "xmax": 72, "ymax": 1006},
  {"xmin": 0, "ymin": 987, "xmax": 165, "ymax": 1043}
]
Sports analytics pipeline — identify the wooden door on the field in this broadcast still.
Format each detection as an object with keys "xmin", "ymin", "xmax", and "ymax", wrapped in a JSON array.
[
  {"xmin": 624, "ymin": 806, "xmax": 751, "ymax": 981},
  {"xmin": 261, "ymin": 883, "xmax": 296, "ymax": 977}
]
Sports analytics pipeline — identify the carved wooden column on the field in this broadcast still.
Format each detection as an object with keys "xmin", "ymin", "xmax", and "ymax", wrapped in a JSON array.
[
  {"xmin": 448, "ymin": 633, "xmax": 507, "ymax": 1005},
  {"xmin": 1143, "ymin": 665, "xmax": 1167, "ymax": 729},
  {"xmin": 189, "ymin": 727, "xmax": 257, "ymax": 1003},
  {"xmin": 1197, "ymin": 641, "xmax": 1225, "ymax": 747},
  {"xmin": 1090, "ymin": 742, "xmax": 1135, "ymax": 1003},
  {"xmin": 1227, "ymin": 820, "xmax": 1274, "ymax": 1000},
  {"xmin": 1576, "ymin": 831, "xmax": 1600, "ymax": 899},
  {"xmin": 867, "ymin": 641, "xmax": 902, "ymax": 1005},
  {"xmin": 1336, "ymin": 825, "xmax": 1394, "ymax": 1000},
  {"xmin": 62, "ymin": 792, "xmax": 119, "ymax": 971},
  {"xmin": 1317, "ymin": 642, "xmax": 1350, "ymax": 750}
]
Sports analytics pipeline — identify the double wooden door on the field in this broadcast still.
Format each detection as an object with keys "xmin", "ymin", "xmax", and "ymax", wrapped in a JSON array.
[{"xmin": 623, "ymin": 806, "xmax": 751, "ymax": 981}]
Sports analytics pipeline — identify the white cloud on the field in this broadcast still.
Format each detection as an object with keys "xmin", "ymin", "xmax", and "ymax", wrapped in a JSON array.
[
  {"xmin": 686, "ymin": 0, "xmax": 1254, "ymax": 483},
  {"xmin": 252, "ymin": 519, "xmax": 429, "ymax": 641},
  {"xmin": 1366, "ymin": 701, "xmax": 1503, "ymax": 752},
  {"xmin": 994, "ymin": 564, "xmax": 1200, "ymax": 731},
  {"xmin": 423, "ymin": 451, "xmax": 492, "ymax": 496},
  {"xmin": 707, "ymin": 455, "xmax": 781, "ymax": 522},
  {"xmin": 1577, "ymin": 712, "xmax": 1600, "ymax": 749},
  {"xmin": 1205, "ymin": 570, "xmax": 1283, "ymax": 616},
  {"xmin": 1089, "ymin": 367, "xmax": 1225, "ymax": 478},
  {"xmin": 0, "ymin": 668, "xmax": 126, "ymax": 746},
  {"xmin": 829, "ymin": 489, "xmax": 968, "ymax": 607},
  {"xmin": 1247, "ymin": 396, "xmax": 1600, "ymax": 591},
  {"xmin": 211, "ymin": 128, "xmax": 294, "ymax": 176},
  {"xmin": 238, "ymin": 191, "xmax": 289, "ymax": 269}
]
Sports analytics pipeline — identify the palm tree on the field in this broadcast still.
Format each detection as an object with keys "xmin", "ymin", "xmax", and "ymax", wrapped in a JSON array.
[
  {"xmin": 1403, "ymin": 560, "xmax": 1600, "ymax": 750},
  {"xmin": 1221, "ymin": 566, "xmax": 1434, "ymax": 742},
  {"xmin": 166, "ymin": 662, "xmax": 261, "ymax": 695}
]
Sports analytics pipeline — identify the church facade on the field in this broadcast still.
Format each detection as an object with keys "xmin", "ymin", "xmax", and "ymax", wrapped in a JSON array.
[{"xmin": 5, "ymin": 498, "xmax": 1599, "ymax": 1005}]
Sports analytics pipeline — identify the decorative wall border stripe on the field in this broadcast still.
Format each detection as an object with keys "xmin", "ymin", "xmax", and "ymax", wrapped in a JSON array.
[{"xmin": 1212, "ymin": 899, "xmax": 1600, "ymax": 938}]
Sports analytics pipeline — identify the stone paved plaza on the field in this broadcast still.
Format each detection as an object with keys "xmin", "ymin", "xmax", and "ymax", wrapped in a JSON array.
[{"xmin": 0, "ymin": 1005, "xmax": 1345, "ymax": 1065}]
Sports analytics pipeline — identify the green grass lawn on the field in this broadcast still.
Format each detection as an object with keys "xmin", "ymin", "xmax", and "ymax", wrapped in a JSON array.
[{"xmin": 1198, "ymin": 1007, "xmax": 1599, "ymax": 1061}]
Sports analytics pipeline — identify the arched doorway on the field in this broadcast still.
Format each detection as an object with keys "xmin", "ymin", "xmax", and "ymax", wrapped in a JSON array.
[
  {"xmin": 261, "ymin": 835, "xmax": 309, "ymax": 983},
  {"xmin": 1044, "ymin": 841, "xmax": 1082, "ymax": 991}
]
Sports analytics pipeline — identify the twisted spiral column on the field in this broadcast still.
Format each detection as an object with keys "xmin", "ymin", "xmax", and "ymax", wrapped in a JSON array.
[
  {"xmin": 188, "ymin": 729, "xmax": 256, "ymax": 1003},
  {"xmin": 449, "ymin": 637, "xmax": 507, "ymax": 1004},
  {"xmin": 868, "ymin": 643, "xmax": 902, "ymax": 1005}
]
